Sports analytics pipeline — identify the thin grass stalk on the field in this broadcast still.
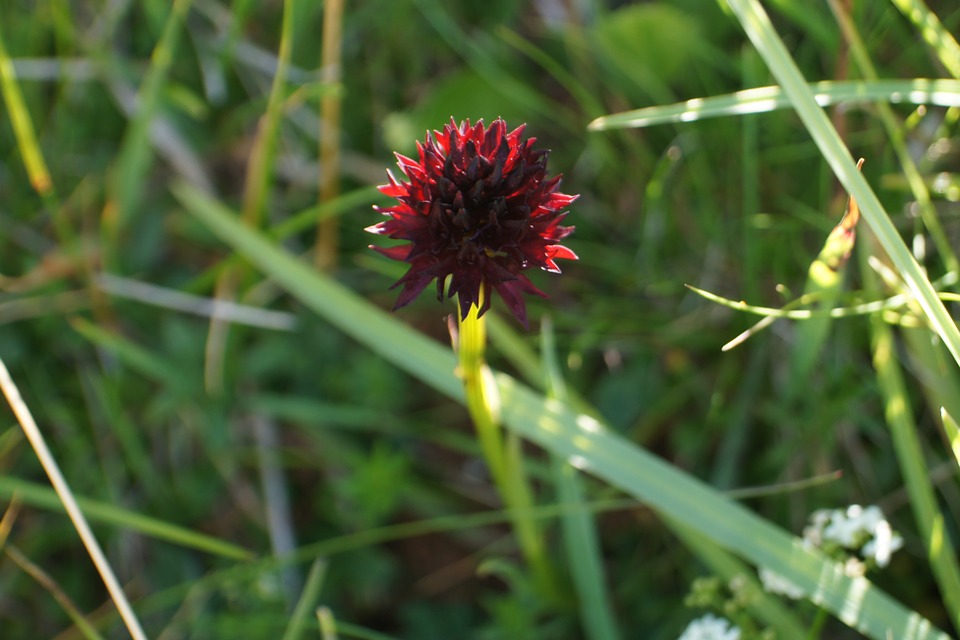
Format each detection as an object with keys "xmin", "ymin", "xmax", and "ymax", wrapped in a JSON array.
[
  {"xmin": 0, "ymin": 24, "xmax": 77, "ymax": 261},
  {"xmin": 204, "ymin": 0, "xmax": 294, "ymax": 393},
  {"xmin": 0, "ymin": 354, "xmax": 147, "ymax": 640},
  {"xmin": 722, "ymin": 0, "xmax": 960, "ymax": 379},
  {"xmin": 457, "ymin": 294, "xmax": 555, "ymax": 601},
  {"xmin": 6, "ymin": 544, "xmax": 106, "ymax": 640},
  {"xmin": 282, "ymin": 558, "xmax": 328, "ymax": 640},
  {"xmin": 105, "ymin": 0, "xmax": 192, "ymax": 270},
  {"xmin": 315, "ymin": 0, "xmax": 345, "ymax": 269}
]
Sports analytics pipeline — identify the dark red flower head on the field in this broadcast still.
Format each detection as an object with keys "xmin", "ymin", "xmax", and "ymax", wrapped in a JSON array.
[{"xmin": 367, "ymin": 118, "xmax": 578, "ymax": 328}]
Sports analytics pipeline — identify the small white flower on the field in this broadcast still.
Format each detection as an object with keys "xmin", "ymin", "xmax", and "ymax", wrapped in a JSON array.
[
  {"xmin": 823, "ymin": 505, "xmax": 868, "ymax": 547},
  {"xmin": 802, "ymin": 504, "xmax": 903, "ymax": 567},
  {"xmin": 678, "ymin": 613, "xmax": 741, "ymax": 640},
  {"xmin": 863, "ymin": 519, "xmax": 904, "ymax": 567},
  {"xmin": 758, "ymin": 567, "xmax": 805, "ymax": 599}
]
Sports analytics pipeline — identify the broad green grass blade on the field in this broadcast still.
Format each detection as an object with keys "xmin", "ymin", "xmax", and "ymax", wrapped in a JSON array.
[
  {"xmin": 0, "ymin": 476, "xmax": 255, "ymax": 561},
  {"xmin": 941, "ymin": 408, "xmax": 960, "ymax": 469},
  {"xmin": 588, "ymin": 79, "xmax": 960, "ymax": 130},
  {"xmin": 175, "ymin": 182, "xmax": 949, "ymax": 639},
  {"xmin": 723, "ymin": 0, "xmax": 960, "ymax": 369},
  {"xmin": 889, "ymin": 0, "xmax": 960, "ymax": 79}
]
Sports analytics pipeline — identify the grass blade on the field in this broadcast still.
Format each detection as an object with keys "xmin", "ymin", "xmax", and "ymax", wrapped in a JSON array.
[
  {"xmin": 722, "ymin": 0, "xmax": 960, "ymax": 372},
  {"xmin": 0, "ymin": 355, "xmax": 148, "ymax": 640},
  {"xmin": 282, "ymin": 558, "xmax": 328, "ymax": 640},
  {"xmin": 106, "ymin": 0, "xmax": 193, "ymax": 267},
  {"xmin": 588, "ymin": 79, "xmax": 960, "ymax": 130},
  {"xmin": 0, "ymin": 476, "xmax": 255, "ymax": 561},
  {"xmin": 176, "ymin": 181, "xmax": 950, "ymax": 639},
  {"xmin": 941, "ymin": 408, "xmax": 960, "ymax": 469},
  {"xmin": 888, "ymin": 0, "xmax": 960, "ymax": 79},
  {"xmin": 0, "ymin": 27, "xmax": 55, "ymax": 200},
  {"xmin": 869, "ymin": 313, "xmax": 960, "ymax": 631}
]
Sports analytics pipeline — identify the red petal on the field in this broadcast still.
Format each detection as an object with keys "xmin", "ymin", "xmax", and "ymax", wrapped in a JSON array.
[{"xmin": 370, "ymin": 244, "xmax": 411, "ymax": 261}]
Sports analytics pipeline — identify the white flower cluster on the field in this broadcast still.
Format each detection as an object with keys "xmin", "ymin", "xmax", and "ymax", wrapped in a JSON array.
[
  {"xmin": 759, "ymin": 504, "xmax": 903, "ymax": 600},
  {"xmin": 678, "ymin": 614, "xmax": 741, "ymax": 640},
  {"xmin": 804, "ymin": 504, "xmax": 904, "ymax": 568}
]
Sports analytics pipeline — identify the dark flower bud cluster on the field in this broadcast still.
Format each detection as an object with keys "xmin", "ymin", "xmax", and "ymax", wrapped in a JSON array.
[{"xmin": 367, "ymin": 118, "xmax": 577, "ymax": 327}]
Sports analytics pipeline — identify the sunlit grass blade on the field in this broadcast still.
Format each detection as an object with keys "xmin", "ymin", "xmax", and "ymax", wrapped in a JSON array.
[
  {"xmin": 588, "ymin": 79, "xmax": 960, "ymax": 130},
  {"xmin": 941, "ymin": 408, "xmax": 960, "ymax": 469},
  {"xmin": 176, "ymin": 181, "xmax": 950, "ymax": 639},
  {"xmin": 868, "ymin": 313, "xmax": 960, "ymax": 632},
  {"xmin": 721, "ymin": 0, "xmax": 960, "ymax": 368},
  {"xmin": 888, "ymin": 0, "xmax": 960, "ymax": 79},
  {"xmin": 0, "ymin": 28, "xmax": 55, "ymax": 200},
  {"xmin": 686, "ymin": 283, "xmax": 921, "ymax": 321},
  {"xmin": 0, "ymin": 476, "xmax": 255, "ymax": 561}
]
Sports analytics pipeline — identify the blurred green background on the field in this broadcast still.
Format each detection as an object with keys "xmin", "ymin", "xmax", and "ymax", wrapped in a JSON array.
[{"xmin": 0, "ymin": 0, "xmax": 959, "ymax": 638}]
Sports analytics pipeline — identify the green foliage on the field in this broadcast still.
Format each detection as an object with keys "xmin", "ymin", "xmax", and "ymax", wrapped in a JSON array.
[{"xmin": 0, "ymin": 0, "xmax": 959, "ymax": 638}]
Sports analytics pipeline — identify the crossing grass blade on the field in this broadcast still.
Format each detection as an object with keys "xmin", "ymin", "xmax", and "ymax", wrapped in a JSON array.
[
  {"xmin": 888, "ymin": 0, "xmax": 960, "ymax": 79},
  {"xmin": 587, "ymin": 79, "xmax": 960, "ymax": 130},
  {"xmin": 722, "ymin": 0, "xmax": 960, "ymax": 371},
  {"xmin": 175, "ymin": 181, "xmax": 950, "ymax": 640},
  {"xmin": 0, "ymin": 476, "xmax": 255, "ymax": 561}
]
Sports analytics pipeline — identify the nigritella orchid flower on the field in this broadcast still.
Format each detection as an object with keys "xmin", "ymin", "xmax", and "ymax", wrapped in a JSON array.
[{"xmin": 367, "ymin": 118, "xmax": 577, "ymax": 327}]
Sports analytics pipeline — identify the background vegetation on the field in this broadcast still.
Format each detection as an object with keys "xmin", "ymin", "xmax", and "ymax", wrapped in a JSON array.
[{"xmin": 0, "ymin": 0, "xmax": 959, "ymax": 638}]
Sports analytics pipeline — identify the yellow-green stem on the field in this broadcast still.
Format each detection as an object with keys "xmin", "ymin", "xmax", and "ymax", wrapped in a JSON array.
[{"xmin": 457, "ymin": 294, "xmax": 555, "ymax": 600}]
